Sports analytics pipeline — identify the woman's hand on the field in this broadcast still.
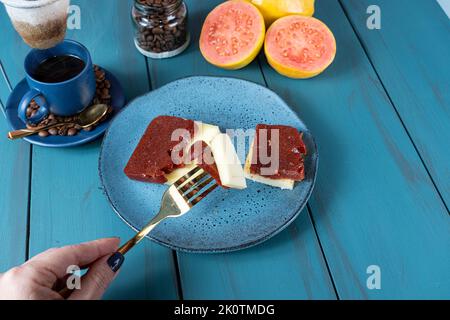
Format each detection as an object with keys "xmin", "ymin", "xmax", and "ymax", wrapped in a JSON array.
[{"xmin": 0, "ymin": 238, "xmax": 120, "ymax": 300}]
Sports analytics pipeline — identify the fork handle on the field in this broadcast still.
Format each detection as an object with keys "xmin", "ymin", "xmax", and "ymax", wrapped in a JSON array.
[{"xmin": 107, "ymin": 213, "xmax": 165, "ymax": 272}]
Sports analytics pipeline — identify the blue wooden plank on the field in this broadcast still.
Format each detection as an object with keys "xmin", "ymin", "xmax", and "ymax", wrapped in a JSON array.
[
  {"xmin": 178, "ymin": 213, "xmax": 336, "ymax": 299},
  {"xmin": 0, "ymin": 97, "xmax": 29, "ymax": 272},
  {"xmin": 340, "ymin": 0, "xmax": 450, "ymax": 208},
  {"xmin": 0, "ymin": 0, "xmax": 179, "ymax": 299},
  {"xmin": 146, "ymin": 0, "xmax": 337, "ymax": 299},
  {"xmin": 259, "ymin": 0, "xmax": 450, "ymax": 299},
  {"xmin": 0, "ymin": 4, "xmax": 32, "ymax": 273}
]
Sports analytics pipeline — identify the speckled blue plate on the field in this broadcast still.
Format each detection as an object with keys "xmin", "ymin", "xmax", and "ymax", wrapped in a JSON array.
[
  {"xmin": 99, "ymin": 76, "xmax": 318, "ymax": 253},
  {"xmin": 5, "ymin": 69, "xmax": 125, "ymax": 148}
]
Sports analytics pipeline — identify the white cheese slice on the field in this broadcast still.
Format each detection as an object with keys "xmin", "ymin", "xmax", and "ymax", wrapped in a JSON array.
[
  {"xmin": 165, "ymin": 164, "xmax": 196, "ymax": 185},
  {"xmin": 192, "ymin": 122, "xmax": 221, "ymax": 146},
  {"xmin": 164, "ymin": 122, "xmax": 221, "ymax": 185},
  {"xmin": 244, "ymin": 139, "xmax": 295, "ymax": 190},
  {"xmin": 210, "ymin": 133, "xmax": 247, "ymax": 189}
]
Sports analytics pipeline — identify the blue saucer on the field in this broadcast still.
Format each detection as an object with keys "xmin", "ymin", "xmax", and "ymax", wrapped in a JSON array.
[
  {"xmin": 99, "ymin": 76, "xmax": 318, "ymax": 253},
  {"xmin": 5, "ymin": 69, "xmax": 125, "ymax": 148}
]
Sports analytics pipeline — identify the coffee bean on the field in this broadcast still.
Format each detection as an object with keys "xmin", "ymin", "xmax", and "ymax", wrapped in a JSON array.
[
  {"xmin": 58, "ymin": 126, "xmax": 68, "ymax": 136},
  {"xmin": 48, "ymin": 128, "xmax": 58, "ymax": 136},
  {"xmin": 152, "ymin": 28, "xmax": 164, "ymax": 35},
  {"xmin": 68, "ymin": 128, "xmax": 78, "ymax": 136},
  {"xmin": 137, "ymin": 0, "xmax": 179, "ymax": 7},
  {"xmin": 38, "ymin": 130, "xmax": 49, "ymax": 138}
]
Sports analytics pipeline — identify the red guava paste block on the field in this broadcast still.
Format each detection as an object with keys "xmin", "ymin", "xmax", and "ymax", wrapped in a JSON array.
[
  {"xmin": 250, "ymin": 124, "xmax": 307, "ymax": 181},
  {"xmin": 189, "ymin": 140, "xmax": 224, "ymax": 187},
  {"xmin": 124, "ymin": 116, "xmax": 195, "ymax": 184}
]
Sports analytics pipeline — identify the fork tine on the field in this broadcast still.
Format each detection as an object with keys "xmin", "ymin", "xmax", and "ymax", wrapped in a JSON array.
[
  {"xmin": 174, "ymin": 166, "xmax": 204, "ymax": 191},
  {"xmin": 184, "ymin": 176, "xmax": 214, "ymax": 199},
  {"xmin": 189, "ymin": 183, "xmax": 219, "ymax": 206},
  {"xmin": 179, "ymin": 170, "xmax": 210, "ymax": 195}
]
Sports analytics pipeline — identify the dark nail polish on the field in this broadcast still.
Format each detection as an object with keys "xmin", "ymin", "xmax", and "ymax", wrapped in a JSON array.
[{"xmin": 107, "ymin": 252, "xmax": 124, "ymax": 272}]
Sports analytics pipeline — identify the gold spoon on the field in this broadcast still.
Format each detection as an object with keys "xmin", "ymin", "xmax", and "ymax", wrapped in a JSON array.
[{"xmin": 8, "ymin": 104, "xmax": 109, "ymax": 140}]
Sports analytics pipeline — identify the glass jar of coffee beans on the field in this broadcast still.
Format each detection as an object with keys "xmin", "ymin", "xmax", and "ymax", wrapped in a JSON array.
[{"xmin": 132, "ymin": 0, "xmax": 189, "ymax": 59}]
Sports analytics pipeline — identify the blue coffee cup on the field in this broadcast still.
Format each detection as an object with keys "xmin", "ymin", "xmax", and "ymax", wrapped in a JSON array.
[{"xmin": 18, "ymin": 39, "xmax": 96, "ymax": 124}]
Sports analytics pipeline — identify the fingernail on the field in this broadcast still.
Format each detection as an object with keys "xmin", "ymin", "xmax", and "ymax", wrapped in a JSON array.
[{"xmin": 107, "ymin": 252, "xmax": 124, "ymax": 272}]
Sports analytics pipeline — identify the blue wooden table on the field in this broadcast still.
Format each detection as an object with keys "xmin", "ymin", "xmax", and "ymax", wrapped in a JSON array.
[{"xmin": 0, "ymin": 0, "xmax": 449, "ymax": 299}]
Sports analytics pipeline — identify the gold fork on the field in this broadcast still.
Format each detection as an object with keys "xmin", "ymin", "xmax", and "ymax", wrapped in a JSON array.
[
  {"xmin": 106, "ymin": 166, "xmax": 218, "ymax": 272},
  {"xmin": 59, "ymin": 166, "xmax": 217, "ymax": 298}
]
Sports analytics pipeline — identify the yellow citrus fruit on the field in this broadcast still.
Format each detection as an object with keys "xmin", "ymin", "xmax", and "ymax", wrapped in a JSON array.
[{"xmin": 247, "ymin": 0, "xmax": 315, "ymax": 26}]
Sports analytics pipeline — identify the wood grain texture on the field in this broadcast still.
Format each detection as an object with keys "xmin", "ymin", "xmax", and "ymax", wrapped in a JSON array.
[
  {"xmin": 1, "ymin": 0, "xmax": 448, "ymax": 300},
  {"xmin": 341, "ymin": 0, "xmax": 450, "ymax": 209},
  {"xmin": 146, "ymin": 0, "xmax": 337, "ymax": 300},
  {"xmin": 0, "ymin": 7, "xmax": 31, "ymax": 272},
  {"xmin": 259, "ymin": 0, "xmax": 450, "ymax": 299},
  {"xmin": 0, "ymin": 98, "xmax": 30, "ymax": 272},
  {"xmin": 0, "ymin": 1, "xmax": 179, "ymax": 299}
]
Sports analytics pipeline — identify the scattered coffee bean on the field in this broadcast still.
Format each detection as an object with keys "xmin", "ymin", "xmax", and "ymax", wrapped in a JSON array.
[
  {"xmin": 48, "ymin": 128, "xmax": 58, "ymax": 136},
  {"xmin": 58, "ymin": 126, "xmax": 69, "ymax": 136},
  {"xmin": 38, "ymin": 130, "xmax": 49, "ymax": 138},
  {"xmin": 67, "ymin": 128, "xmax": 78, "ymax": 136}
]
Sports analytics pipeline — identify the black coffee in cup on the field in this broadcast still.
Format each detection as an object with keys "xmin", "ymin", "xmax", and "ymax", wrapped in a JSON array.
[{"xmin": 31, "ymin": 55, "xmax": 85, "ymax": 83}]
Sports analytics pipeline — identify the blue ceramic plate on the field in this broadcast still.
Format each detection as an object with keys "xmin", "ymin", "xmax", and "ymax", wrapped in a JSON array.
[
  {"xmin": 5, "ymin": 69, "xmax": 125, "ymax": 148},
  {"xmin": 99, "ymin": 76, "xmax": 318, "ymax": 253}
]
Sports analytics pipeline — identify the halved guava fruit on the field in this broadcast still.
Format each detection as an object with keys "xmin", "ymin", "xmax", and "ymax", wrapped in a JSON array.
[
  {"xmin": 265, "ymin": 15, "xmax": 336, "ymax": 79},
  {"xmin": 200, "ymin": 0, "xmax": 265, "ymax": 70}
]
